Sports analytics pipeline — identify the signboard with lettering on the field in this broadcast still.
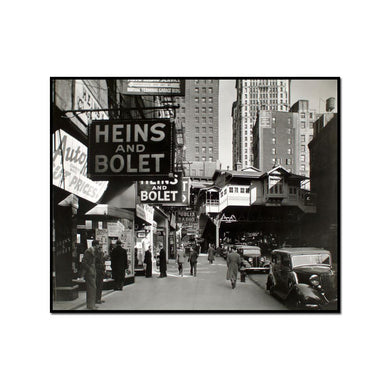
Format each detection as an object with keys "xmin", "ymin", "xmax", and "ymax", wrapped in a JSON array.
[
  {"xmin": 122, "ymin": 79, "xmax": 185, "ymax": 96},
  {"xmin": 74, "ymin": 80, "xmax": 109, "ymax": 127},
  {"xmin": 120, "ymin": 229, "xmax": 134, "ymax": 277},
  {"xmin": 52, "ymin": 129, "xmax": 108, "ymax": 203},
  {"xmin": 177, "ymin": 209, "xmax": 197, "ymax": 223},
  {"xmin": 88, "ymin": 119, "xmax": 174, "ymax": 179},
  {"xmin": 138, "ymin": 173, "xmax": 190, "ymax": 205}
]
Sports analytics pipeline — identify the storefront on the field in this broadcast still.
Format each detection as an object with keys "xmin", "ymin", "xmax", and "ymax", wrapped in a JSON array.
[{"xmin": 134, "ymin": 204, "xmax": 154, "ymax": 274}]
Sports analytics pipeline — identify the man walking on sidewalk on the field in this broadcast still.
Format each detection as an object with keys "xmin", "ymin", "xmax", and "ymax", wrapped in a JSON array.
[
  {"xmin": 226, "ymin": 246, "xmax": 241, "ymax": 289},
  {"xmin": 177, "ymin": 244, "xmax": 186, "ymax": 276},
  {"xmin": 189, "ymin": 246, "xmax": 198, "ymax": 277},
  {"xmin": 81, "ymin": 240, "xmax": 99, "ymax": 310},
  {"xmin": 158, "ymin": 244, "xmax": 167, "ymax": 278}
]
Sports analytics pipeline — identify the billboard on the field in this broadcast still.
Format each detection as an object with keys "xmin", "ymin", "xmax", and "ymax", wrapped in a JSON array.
[
  {"xmin": 52, "ymin": 129, "xmax": 108, "ymax": 203},
  {"xmin": 138, "ymin": 173, "xmax": 190, "ymax": 206},
  {"xmin": 121, "ymin": 79, "xmax": 185, "ymax": 96},
  {"xmin": 88, "ymin": 119, "xmax": 174, "ymax": 179}
]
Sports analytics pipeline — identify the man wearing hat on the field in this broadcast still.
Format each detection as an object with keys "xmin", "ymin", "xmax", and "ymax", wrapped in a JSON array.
[
  {"xmin": 81, "ymin": 240, "xmax": 99, "ymax": 310},
  {"xmin": 110, "ymin": 239, "xmax": 128, "ymax": 290}
]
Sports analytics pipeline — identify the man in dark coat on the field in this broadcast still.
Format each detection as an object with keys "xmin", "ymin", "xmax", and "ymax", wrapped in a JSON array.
[
  {"xmin": 110, "ymin": 240, "xmax": 128, "ymax": 290},
  {"xmin": 81, "ymin": 240, "xmax": 99, "ymax": 310},
  {"xmin": 226, "ymin": 246, "xmax": 241, "ymax": 289},
  {"xmin": 189, "ymin": 246, "xmax": 198, "ymax": 277},
  {"xmin": 158, "ymin": 244, "xmax": 167, "ymax": 278},
  {"xmin": 95, "ymin": 245, "xmax": 107, "ymax": 304},
  {"xmin": 144, "ymin": 246, "xmax": 152, "ymax": 278}
]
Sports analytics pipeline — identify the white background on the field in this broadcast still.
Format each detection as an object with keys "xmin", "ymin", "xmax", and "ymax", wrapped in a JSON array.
[{"xmin": 2, "ymin": 1, "xmax": 389, "ymax": 390}]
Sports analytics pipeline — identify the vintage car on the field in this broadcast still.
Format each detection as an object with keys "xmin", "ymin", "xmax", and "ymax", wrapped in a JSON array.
[
  {"xmin": 266, "ymin": 247, "xmax": 338, "ymax": 310},
  {"xmin": 236, "ymin": 245, "xmax": 270, "ymax": 273}
]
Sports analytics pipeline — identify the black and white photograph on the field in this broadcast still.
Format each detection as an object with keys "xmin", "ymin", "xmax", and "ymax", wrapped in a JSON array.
[
  {"xmin": 50, "ymin": 78, "xmax": 340, "ymax": 312},
  {"xmin": 4, "ymin": 2, "xmax": 390, "ymax": 390}
]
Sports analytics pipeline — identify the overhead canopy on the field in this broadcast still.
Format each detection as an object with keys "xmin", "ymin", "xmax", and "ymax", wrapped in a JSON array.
[{"xmin": 85, "ymin": 204, "xmax": 134, "ymax": 219}]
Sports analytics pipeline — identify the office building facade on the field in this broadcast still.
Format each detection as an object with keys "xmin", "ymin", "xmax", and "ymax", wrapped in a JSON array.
[{"xmin": 232, "ymin": 79, "xmax": 290, "ymax": 169}]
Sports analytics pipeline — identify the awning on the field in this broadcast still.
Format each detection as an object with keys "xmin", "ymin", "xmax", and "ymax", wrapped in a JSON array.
[{"xmin": 85, "ymin": 204, "xmax": 134, "ymax": 219}]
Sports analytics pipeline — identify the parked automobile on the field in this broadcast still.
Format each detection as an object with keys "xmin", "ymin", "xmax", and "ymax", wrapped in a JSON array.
[
  {"xmin": 237, "ymin": 245, "xmax": 270, "ymax": 273},
  {"xmin": 266, "ymin": 247, "xmax": 338, "ymax": 310}
]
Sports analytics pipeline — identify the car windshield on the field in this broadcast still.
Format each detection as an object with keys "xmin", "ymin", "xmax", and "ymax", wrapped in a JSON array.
[
  {"xmin": 291, "ymin": 253, "xmax": 331, "ymax": 267},
  {"xmin": 243, "ymin": 249, "xmax": 260, "ymax": 256}
]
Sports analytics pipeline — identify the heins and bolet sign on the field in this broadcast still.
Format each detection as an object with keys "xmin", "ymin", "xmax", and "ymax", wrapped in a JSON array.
[{"xmin": 88, "ymin": 119, "xmax": 173, "ymax": 179}]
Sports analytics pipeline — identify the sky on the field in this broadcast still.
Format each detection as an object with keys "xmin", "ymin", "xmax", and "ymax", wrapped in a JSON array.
[{"xmin": 218, "ymin": 79, "xmax": 338, "ymax": 169}]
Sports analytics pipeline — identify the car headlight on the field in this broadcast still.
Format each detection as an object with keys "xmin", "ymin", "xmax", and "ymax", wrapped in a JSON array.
[{"xmin": 309, "ymin": 274, "xmax": 320, "ymax": 287}]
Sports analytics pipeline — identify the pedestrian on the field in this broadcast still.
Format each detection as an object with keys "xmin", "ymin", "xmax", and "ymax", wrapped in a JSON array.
[
  {"xmin": 226, "ymin": 246, "xmax": 242, "ymax": 289},
  {"xmin": 207, "ymin": 243, "xmax": 215, "ymax": 264},
  {"xmin": 95, "ymin": 243, "xmax": 108, "ymax": 304},
  {"xmin": 110, "ymin": 239, "xmax": 128, "ymax": 290},
  {"xmin": 177, "ymin": 244, "xmax": 186, "ymax": 276},
  {"xmin": 81, "ymin": 239, "xmax": 99, "ymax": 310},
  {"xmin": 158, "ymin": 244, "xmax": 167, "ymax": 278},
  {"xmin": 144, "ymin": 245, "xmax": 152, "ymax": 278},
  {"xmin": 189, "ymin": 246, "xmax": 198, "ymax": 277}
]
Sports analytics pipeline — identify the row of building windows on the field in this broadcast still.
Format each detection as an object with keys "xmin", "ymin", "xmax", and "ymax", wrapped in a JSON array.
[
  {"xmin": 195, "ymin": 117, "xmax": 214, "ymax": 124},
  {"xmin": 194, "ymin": 87, "xmax": 214, "ymax": 94},
  {"xmin": 194, "ymin": 80, "xmax": 214, "ymax": 84},
  {"xmin": 194, "ymin": 96, "xmax": 213, "ymax": 103},
  {"xmin": 195, "ymin": 127, "xmax": 214, "ymax": 134},
  {"xmin": 272, "ymin": 148, "xmax": 293, "ymax": 155},
  {"xmin": 195, "ymin": 136, "xmax": 214, "ymax": 143},
  {"xmin": 272, "ymin": 158, "xmax": 292, "ymax": 165},
  {"xmin": 300, "ymin": 112, "xmax": 315, "ymax": 119},
  {"xmin": 195, "ymin": 156, "xmax": 213, "ymax": 162},
  {"xmin": 195, "ymin": 106, "xmax": 213, "ymax": 113},
  {"xmin": 195, "ymin": 146, "xmax": 214, "ymax": 154},
  {"xmin": 228, "ymin": 187, "xmax": 250, "ymax": 194}
]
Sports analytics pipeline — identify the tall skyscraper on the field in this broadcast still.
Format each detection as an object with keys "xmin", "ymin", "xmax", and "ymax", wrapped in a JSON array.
[
  {"xmin": 232, "ymin": 79, "xmax": 290, "ymax": 169},
  {"xmin": 175, "ymin": 79, "xmax": 219, "ymax": 171}
]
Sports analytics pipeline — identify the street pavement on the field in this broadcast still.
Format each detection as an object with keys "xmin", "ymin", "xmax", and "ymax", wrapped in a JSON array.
[{"xmin": 53, "ymin": 254, "xmax": 286, "ymax": 311}]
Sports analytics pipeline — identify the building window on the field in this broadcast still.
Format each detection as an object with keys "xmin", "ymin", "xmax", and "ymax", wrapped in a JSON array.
[
  {"xmin": 229, "ymin": 187, "xmax": 234, "ymax": 193},
  {"xmin": 300, "ymin": 165, "xmax": 305, "ymax": 171},
  {"xmin": 209, "ymin": 97, "xmax": 213, "ymax": 103},
  {"xmin": 209, "ymin": 127, "xmax": 213, "ymax": 133},
  {"xmin": 287, "ymin": 128, "xmax": 291, "ymax": 134},
  {"xmin": 301, "ymin": 122, "xmax": 306, "ymax": 129},
  {"xmin": 201, "ymin": 157, "xmax": 206, "ymax": 161},
  {"xmin": 310, "ymin": 113, "xmax": 313, "ymax": 119},
  {"xmin": 202, "ymin": 146, "xmax": 206, "ymax": 153},
  {"xmin": 209, "ymin": 87, "xmax": 213, "ymax": 93},
  {"xmin": 202, "ymin": 107, "xmax": 206, "ymax": 113},
  {"xmin": 300, "ymin": 155, "xmax": 305, "ymax": 162},
  {"xmin": 209, "ymin": 147, "xmax": 213, "ymax": 154},
  {"xmin": 202, "ymin": 87, "xmax": 206, "ymax": 94},
  {"xmin": 195, "ymin": 137, "xmax": 199, "ymax": 143},
  {"xmin": 202, "ymin": 117, "xmax": 206, "ymax": 123},
  {"xmin": 309, "ymin": 122, "xmax": 314, "ymax": 129},
  {"xmin": 240, "ymin": 188, "xmax": 245, "ymax": 193},
  {"xmin": 286, "ymin": 158, "xmax": 292, "ymax": 165},
  {"xmin": 202, "ymin": 137, "xmax": 206, "ymax": 143},
  {"xmin": 195, "ymin": 107, "xmax": 199, "ymax": 113},
  {"xmin": 202, "ymin": 127, "xmax": 206, "ymax": 133},
  {"xmin": 208, "ymin": 157, "xmax": 213, "ymax": 161},
  {"xmin": 301, "ymin": 135, "xmax": 305, "ymax": 143},
  {"xmin": 195, "ymin": 97, "xmax": 199, "ymax": 103},
  {"xmin": 288, "ymin": 118, "xmax": 292, "ymax": 125},
  {"xmin": 272, "ymin": 128, "xmax": 276, "ymax": 134},
  {"xmin": 202, "ymin": 97, "xmax": 206, "ymax": 103},
  {"xmin": 301, "ymin": 145, "xmax": 305, "ymax": 152},
  {"xmin": 288, "ymin": 138, "xmax": 291, "ymax": 144},
  {"xmin": 272, "ymin": 148, "xmax": 276, "ymax": 155},
  {"xmin": 181, "ymin": 107, "xmax": 185, "ymax": 113},
  {"xmin": 301, "ymin": 113, "xmax": 306, "ymax": 119},
  {"xmin": 272, "ymin": 117, "xmax": 276, "ymax": 124},
  {"xmin": 272, "ymin": 138, "xmax": 276, "ymax": 144},
  {"xmin": 209, "ymin": 117, "xmax": 213, "ymax": 124},
  {"xmin": 209, "ymin": 107, "xmax": 213, "ymax": 113},
  {"xmin": 209, "ymin": 136, "xmax": 213, "ymax": 143},
  {"xmin": 195, "ymin": 87, "xmax": 199, "ymax": 93},
  {"xmin": 287, "ymin": 148, "xmax": 292, "ymax": 155},
  {"xmin": 195, "ymin": 127, "xmax": 199, "ymax": 133},
  {"xmin": 195, "ymin": 156, "xmax": 199, "ymax": 161},
  {"xmin": 234, "ymin": 187, "xmax": 238, "ymax": 193},
  {"xmin": 195, "ymin": 80, "xmax": 199, "ymax": 84},
  {"xmin": 195, "ymin": 147, "xmax": 199, "ymax": 153},
  {"xmin": 195, "ymin": 117, "xmax": 199, "ymax": 123}
]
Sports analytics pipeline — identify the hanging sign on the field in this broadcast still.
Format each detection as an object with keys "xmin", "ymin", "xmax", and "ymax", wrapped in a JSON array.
[
  {"xmin": 88, "ymin": 119, "xmax": 174, "ymax": 179},
  {"xmin": 138, "ymin": 173, "xmax": 189, "ymax": 205},
  {"xmin": 122, "ymin": 79, "xmax": 185, "ymax": 96},
  {"xmin": 177, "ymin": 209, "xmax": 197, "ymax": 223},
  {"xmin": 52, "ymin": 129, "xmax": 108, "ymax": 203}
]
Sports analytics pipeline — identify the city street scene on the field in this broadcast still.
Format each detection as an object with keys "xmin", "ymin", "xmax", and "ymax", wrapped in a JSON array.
[{"xmin": 51, "ymin": 78, "xmax": 339, "ymax": 312}]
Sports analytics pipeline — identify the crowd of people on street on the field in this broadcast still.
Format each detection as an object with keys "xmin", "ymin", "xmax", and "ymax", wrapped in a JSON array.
[{"xmin": 80, "ymin": 240, "xmax": 243, "ymax": 310}]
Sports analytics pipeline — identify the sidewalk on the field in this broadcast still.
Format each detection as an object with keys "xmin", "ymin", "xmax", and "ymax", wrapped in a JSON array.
[{"xmin": 51, "ymin": 257, "xmax": 183, "ymax": 311}]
